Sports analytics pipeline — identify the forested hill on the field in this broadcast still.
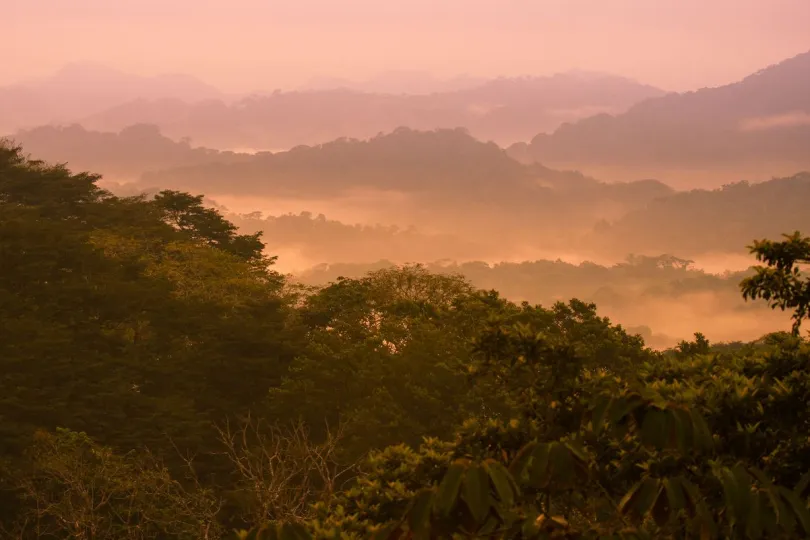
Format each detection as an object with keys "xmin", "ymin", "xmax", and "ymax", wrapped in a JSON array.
[
  {"xmin": 11, "ymin": 123, "xmax": 672, "ymax": 203},
  {"xmin": 10, "ymin": 123, "xmax": 251, "ymax": 181},
  {"xmin": 581, "ymin": 173, "xmax": 810, "ymax": 257},
  {"xmin": 510, "ymin": 50, "xmax": 810, "ymax": 185},
  {"xmin": 10, "ymin": 125, "xmax": 677, "ymax": 254},
  {"xmin": 143, "ymin": 126, "xmax": 531, "ymax": 199},
  {"xmin": 12, "ymin": 124, "xmax": 810, "ymax": 264},
  {"xmin": 221, "ymin": 172, "xmax": 810, "ymax": 264},
  {"xmin": 3, "ymin": 143, "xmax": 810, "ymax": 537}
]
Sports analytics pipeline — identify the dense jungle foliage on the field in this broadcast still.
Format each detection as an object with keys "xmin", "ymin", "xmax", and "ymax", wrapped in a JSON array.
[{"xmin": 2, "ymin": 143, "xmax": 810, "ymax": 538}]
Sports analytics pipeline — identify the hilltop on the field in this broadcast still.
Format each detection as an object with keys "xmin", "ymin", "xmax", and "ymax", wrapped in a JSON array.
[{"xmin": 510, "ymin": 50, "xmax": 810, "ymax": 186}]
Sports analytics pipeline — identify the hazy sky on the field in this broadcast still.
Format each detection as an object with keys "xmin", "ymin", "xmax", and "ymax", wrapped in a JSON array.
[{"xmin": 4, "ymin": 0, "xmax": 809, "ymax": 92}]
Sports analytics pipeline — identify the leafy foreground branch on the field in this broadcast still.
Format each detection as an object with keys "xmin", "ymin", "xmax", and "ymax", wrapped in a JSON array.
[
  {"xmin": 238, "ymin": 388, "xmax": 810, "ymax": 539},
  {"xmin": 741, "ymin": 231, "xmax": 810, "ymax": 335},
  {"xmin": 236, "ymin": 237, "xmax": 810, "ymax": 538}
]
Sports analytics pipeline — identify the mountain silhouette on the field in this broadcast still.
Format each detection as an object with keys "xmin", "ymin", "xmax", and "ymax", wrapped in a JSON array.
[
  {"xmin": 76, "ymin": 72, "xmax": 663, "ymax": 149},
  {"xmin": 509, "ymin": 50, "xmax": 810, "ymax": 186},
  {"xmin": 0, "ymin": 63, "xmax": 226, "ymax": 133}
]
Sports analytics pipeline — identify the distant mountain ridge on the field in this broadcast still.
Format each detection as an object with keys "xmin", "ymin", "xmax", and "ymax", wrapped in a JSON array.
[
  {"xmin": 297, "ymin": 69, "xmax": 632, "ymax": 95},
  {"xmin": 7, "ymin": 123, "xmax": 675, "ymax": 254},
  {"xmin": 0, "ymin": 63, "xmax": 227, "ymax": 133},
  {"xmin": 73, "ymin": 71, "xmax": 664, "ymax": 149},
  {"xmin": 509, "ymin": 50, "xmax": 810, "ymax": 185},
  {"xmin": 299, "ymin": 70, "xmax": 488, "ymax": 94},
  {"xmin": 8, "ymin": 123, "xmax": 810, "ymax": 280}
]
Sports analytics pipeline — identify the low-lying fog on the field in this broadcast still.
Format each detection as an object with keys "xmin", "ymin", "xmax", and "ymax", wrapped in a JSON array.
[{"xmin": 184, "ymin": 189, "xmax": 791, "ymax": 350}]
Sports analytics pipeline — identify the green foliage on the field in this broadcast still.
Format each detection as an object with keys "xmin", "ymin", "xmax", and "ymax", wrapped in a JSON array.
[
  {"xmin": 270, "ymin": 266, "xmax": 507, "ymax": 456},
  {"xmin": 741, "ymin": 231, "xmax": 810, "ymax": 334},
  {"xmin": 5, "ymin": 144, "xmax": 810, "ymax": 538},
  {"xmin": 674, "ymin": 332, "xmax": 712, "ymax": 358},
  {"xmin": 298, "ymin": 256, "xmax": 775, "ymax": 351},
  {"xmin": 8, "ymin": 428, "xmax": 221, "ymax": 539},
  {"xmin": 153, "ymin": 190, "xmax": 269, "ymax": 263},
  {"xmin": 293, "ymin": 308, "xmax": 810, "ymax": 538},
  {"xmin": 0, "ymin": 143, "xmax": 296, "ymax": 470},
  {"xmin": 324, "ymin": 386, "xmax": 810, "ymax": 539}
]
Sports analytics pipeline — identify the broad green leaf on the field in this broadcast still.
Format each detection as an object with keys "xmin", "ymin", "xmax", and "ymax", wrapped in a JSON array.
[
  {"xmin": 434, "ymin": 461, "xmax": 467, "ymax": 516},
  {"xmin": 563, "ymin": 440, "xmax": 589, "ymax": 464},
  {"xmin": 462, "ymin": 464, "xmax": 492, "ymax": 524},
  {"xmin": 731, "ymin": 464, "xmax": 753, "ymax": 518},
  {"xmin": 509, "ymin": 441, "xmax": 537, "ymax": 478},
  {"xmin": 717, "ymin": 467, "xmax": 743, "ymax": 525},
  {"xmin": 748, "ymin": 468, "xmax": 773, "ymax": 488},
  {"xmin": 779, "ymin": 486, "xmax": 810, "ymax": 534},
  {"xmin": 590, "ymin": 395, "xmax": 613, "ymax": 431},
  {"xmin": 640, "ymin": 408, "xmax": 669, "ymax": 449},
  {"xmin": 619, "ymin": 481, "xmax": 644, "ymax": 514},
  {"xmin": 407, "ymin": 489, "xmax": 435, "ymax": 537},
  {"xmin": 663, "ymin": 477, "xmax": 686, "ymax": 513},
  {"xmin": 485, "ymin": 461, "xmax": 518, "ymax": 506},
  {"xmin": 651, "ymin": 482, "xmax": 671, "ymax": 527},
  {"xmin": 749, "ymin": 469, "xmax": 791, "ymax": 530},
  {"xmin": 689, "ymin": 408, "xmax": 714, "ymax": 451},
  {"xmin": 528, "ymin": 444, "xmax": 551, "ymax": 488},
  {"xmin": 671, "ymin": 408, "xmax": 695, "ymax": 453},
  {"xmin": 764, "ymin": 487, "xmax": 789, "ymax": 531},
  {"xmin": 679, "ymin": 476, "xmax": 705, "ymax": 516},
  {"xmin": 746, "ymin": 490, "xmax": 764, "ymax": 540},
  {"xmin": 632, "ymin": 477, "xmax": 662, "ymax": 519},
  {"xmin": 609, "ymin": 396, "xmax": 641, "ymax": 426},
  {"xmin": 548, "ymin": 442, "xmax": 575, "ymax": 484},
  {"xmin": 694, "ymin": 502, "xmax": 718, "ymax": 540}
]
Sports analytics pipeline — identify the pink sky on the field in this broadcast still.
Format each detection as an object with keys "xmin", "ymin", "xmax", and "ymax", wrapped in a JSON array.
[{"xmin": 4, "ymin": 0, "xmax": 809, "ymax": 92}]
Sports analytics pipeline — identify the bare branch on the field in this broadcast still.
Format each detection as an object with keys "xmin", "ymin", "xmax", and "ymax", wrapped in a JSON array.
[{"xmin": 215, "ymin": 415, "xmax": 356, "ymax": 525}]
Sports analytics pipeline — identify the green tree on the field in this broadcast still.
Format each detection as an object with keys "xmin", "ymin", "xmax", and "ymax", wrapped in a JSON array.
[
  {"xmin": 153, "ymin": 190, "xmax": 269, "ymax": 264},
  {"xmin": 0, "ymin": 143, "xmax": 297, "ymax": 470},
  {"xmin": 741, "ymin": 231, "xmax": 810, "ymax": 335},
  {"xmin": 270, "ymin": 266, "xmax": 507, "ymax": 456}
]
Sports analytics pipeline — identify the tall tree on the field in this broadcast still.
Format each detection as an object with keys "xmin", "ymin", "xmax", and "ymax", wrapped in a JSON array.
[{"xmin": 741, "ymin": 231, "xmax": 810, "ymax": 334}]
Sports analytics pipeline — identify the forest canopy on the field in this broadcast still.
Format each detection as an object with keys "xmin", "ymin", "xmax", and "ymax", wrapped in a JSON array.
[{"xmin": 2, "ymin": 144, "xmax": 810, "ymax": 538}]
